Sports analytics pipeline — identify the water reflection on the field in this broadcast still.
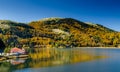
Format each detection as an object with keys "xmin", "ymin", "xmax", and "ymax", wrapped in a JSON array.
[
  {"xmin": 0, "ymin": 58, "xmax": 27, "ymax": 72},
  {"xmin": 0, "ymin": 48, "xmax": 107, "ymax": 72},
  {"xmin": 10, "ymin": 58, "xmax": 26, "ymax": 65}
]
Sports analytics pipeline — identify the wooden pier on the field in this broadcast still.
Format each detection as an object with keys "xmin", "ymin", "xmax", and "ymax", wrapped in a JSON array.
[{"xmin": 0, "ymin": 53, "xmax": 29, "ymax": 61}]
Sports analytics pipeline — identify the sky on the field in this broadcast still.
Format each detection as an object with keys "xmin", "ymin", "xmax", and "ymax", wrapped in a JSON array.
[{"xmin": 0, "ymin": 0, "xmax": 120, "ymax": 31}]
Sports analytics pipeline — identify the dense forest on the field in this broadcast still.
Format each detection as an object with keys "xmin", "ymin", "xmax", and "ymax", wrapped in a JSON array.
[{"xmin": 0, "ymin": 18, "xmax": 120, "ymax": 49}]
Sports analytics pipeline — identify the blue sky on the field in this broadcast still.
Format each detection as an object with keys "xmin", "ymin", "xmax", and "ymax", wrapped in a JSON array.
[{"xmin": 0, "ymin": 0, "xmax": 120, "ymax": 31}]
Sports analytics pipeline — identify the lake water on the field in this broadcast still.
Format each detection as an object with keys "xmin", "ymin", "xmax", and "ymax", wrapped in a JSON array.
[{"xmin": 1, "ymin": 48, "xmax": 120, "ymax": 72}]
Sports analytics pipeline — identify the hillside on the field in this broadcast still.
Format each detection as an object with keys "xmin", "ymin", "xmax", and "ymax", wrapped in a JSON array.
[
  {"xmin": 29, "ymin": 18, "xmax": 120, "ymax": 48},
  {"xmin": 0, "ymin": 20, "xmax": 34, "ymax": 48},
  {"xmin": 0, "ymin": 18, "xmax": 120, "ymax": 49}
]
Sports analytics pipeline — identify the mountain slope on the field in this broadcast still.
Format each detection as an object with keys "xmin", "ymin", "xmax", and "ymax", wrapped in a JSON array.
[
  {"xmin": 0, "ymin": 18, "xmax": 120, "ymax": 49},
  {"xmin": 0, "ymin": 20, "xmax": 35, "ymax": 48},
  {"xmin": 28, "ymin": 18, "xmax": 120, "ymax": 48},
  {"xmin": 0, "ymin": 20, "xmax": 34, "ymax": 38}
]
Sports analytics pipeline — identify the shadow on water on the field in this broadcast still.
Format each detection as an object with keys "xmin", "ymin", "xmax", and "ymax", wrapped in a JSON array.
[{"xmin": 0, "ymin": 48, "xmax": 107, "ymax": 72}]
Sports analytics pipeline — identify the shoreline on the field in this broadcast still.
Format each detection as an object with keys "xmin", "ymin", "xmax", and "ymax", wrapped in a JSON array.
[{"xmin": 75, "ymin": 47, "xmax": 120, "ymax": 49}]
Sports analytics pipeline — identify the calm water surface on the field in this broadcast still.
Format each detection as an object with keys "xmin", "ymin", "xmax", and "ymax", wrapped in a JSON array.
[{"xmin": 0, "ymin": 48, "xmax": 120, "ymax": 72}]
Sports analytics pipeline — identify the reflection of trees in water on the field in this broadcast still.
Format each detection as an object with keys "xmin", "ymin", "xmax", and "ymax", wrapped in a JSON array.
[
  {"xmin": 0, "ymin": 58, "xmax": 28, "ymax": 72},
  {"xmin": 0, "ymin": 62, "xmax": 11, "ymax": 72},
  {"xmin": 23, "ymin": 48, "xmax": 106, "ymax": 68},
  {"xmin": 0, "ymin": 48, "xmax": 107, "ymax": 71}
]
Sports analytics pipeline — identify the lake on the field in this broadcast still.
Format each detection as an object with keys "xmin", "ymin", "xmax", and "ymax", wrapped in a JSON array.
[{"xmin": 0, "ymin": 48, "xmax": 120, "ymax": 72}]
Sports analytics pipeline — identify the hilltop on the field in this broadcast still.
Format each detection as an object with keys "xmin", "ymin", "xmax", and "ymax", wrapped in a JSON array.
[{"xmin": 0, "ymin": 18, "xmax": 120, "ymax": 49}]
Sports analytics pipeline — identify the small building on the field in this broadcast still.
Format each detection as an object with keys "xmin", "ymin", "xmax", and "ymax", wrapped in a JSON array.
[{"xmin": 10, "ymin": 47, "xmax": 25, "ymax": 54}]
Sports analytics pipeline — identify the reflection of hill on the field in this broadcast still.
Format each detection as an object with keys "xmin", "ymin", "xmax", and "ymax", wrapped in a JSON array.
[
  {"xmin": 0, "ymin": 48, "xmax": 107, "ymax": 71},
  {"xmin": 15, "ymin": 48, "xmax": 107, "ymax": 68}
]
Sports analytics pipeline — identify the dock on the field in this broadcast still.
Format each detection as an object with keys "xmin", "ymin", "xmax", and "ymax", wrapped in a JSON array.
[{"xmin": 0, "ymin": 53, "xmax": 29, "ymax": 61}]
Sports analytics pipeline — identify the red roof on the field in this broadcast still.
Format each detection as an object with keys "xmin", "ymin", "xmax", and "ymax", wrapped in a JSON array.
[{"xmin": 10, "ymin": 47, "xmax": 25, "ymax": 54}]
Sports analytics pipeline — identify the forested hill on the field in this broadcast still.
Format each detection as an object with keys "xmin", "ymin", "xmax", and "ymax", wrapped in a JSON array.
[
  {"xmin": 0, "ymin": 18, "xmax": 120, "ymax": 48},
  {"xmin": 29, "ymin": 18, "xmax": 115, "ymax": 32}
]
